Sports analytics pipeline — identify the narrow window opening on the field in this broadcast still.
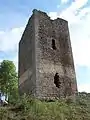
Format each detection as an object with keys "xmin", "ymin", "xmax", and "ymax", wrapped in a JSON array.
[
  {"xmin": 52, "ymin": 39, "xmax": 56, "ymax": 50},
  {"xmin": 54, "ymin": 73, "xmax": 61, "ymax": 88}
]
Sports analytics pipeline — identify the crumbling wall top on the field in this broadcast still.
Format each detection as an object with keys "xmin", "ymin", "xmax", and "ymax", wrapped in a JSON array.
[{"xmin": 32, "ymin": 9, "xmax": 68, "ymax": 23}]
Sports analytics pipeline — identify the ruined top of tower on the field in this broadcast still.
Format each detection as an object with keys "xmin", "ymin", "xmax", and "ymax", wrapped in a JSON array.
[
  {"xmin": 18, "ymin": 9, "xmax": 78, "ymax": 99},
  {"xmin": 32, "ymin": 9, "xmax": 67, "ymax": 21}
]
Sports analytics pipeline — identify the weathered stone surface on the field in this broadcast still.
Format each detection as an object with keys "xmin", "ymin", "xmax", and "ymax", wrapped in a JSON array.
[{"xmin": 18, "ymin": 9, "xmax": 78, "ymax": 99}]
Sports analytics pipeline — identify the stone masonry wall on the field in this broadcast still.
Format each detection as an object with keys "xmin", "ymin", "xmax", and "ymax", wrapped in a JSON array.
[
  {"xmin": 19, "ymin": 14, "xmax": 36, "ymax": 95},
  {"xmin": 34, "ymin": 10, "xmax": 77, "ymax": 99}
]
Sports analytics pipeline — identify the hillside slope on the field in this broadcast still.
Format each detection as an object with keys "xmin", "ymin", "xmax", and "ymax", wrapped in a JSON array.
[{"xmin": 0, "ymin": 93, "xmax": 90, "ymax": 120}]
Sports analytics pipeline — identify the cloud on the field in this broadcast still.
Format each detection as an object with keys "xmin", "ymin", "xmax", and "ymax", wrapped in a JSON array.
[
  {"xmin": 12, "ymin": 55, "xmax": 18, "ymax": 71},
  {"xmin": 0, "ymin": 27, "xmax": 24, "ymax": 70},
  {"xmin": 61, "ymin": 0, "xmax": 69, "ymax": 4},
  {"xmin": 70, "ymin": 0, "xmax": 88, "ymax": 10},
  {"xmin": 59, "ymin": 0, "xmax": 88, "ymax": 23},
  {"xmin": 68, "ymin": 7, "xmax": 90, "ymax": 67},
  {"xmin": 0, "ymin": 27, "xmax": 24, "ymax": 52},
  {"xmin": 78, "ymin": 83, "xmax": 90, "ymax": 93},
  {"xmin": 61, "ymin": 0, "xmax": 88, "ymax": 7},
  {"xmin": 49, "ymin": 12, "xmax": 58, "ymax": 20}
]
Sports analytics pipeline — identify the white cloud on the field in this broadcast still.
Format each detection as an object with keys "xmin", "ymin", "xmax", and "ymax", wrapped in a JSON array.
[
  {"xmin": 49, "ymin": 12, "xmax": 58, "ymax": 20},
  {"xmin": 70, "ymin": 21, "xmax": 90, "ymax": 67},
  {"xmin": 55, "ymin": 0, "xmax": 88, "ymax": 24},
  {"xmin": 70, "ymin": 0, "xmax": 88, "ymax": 10},
  {"xmin": 61, "ymin": 0, "xmax": 88, "ymax": 8},
  {"xmin": 61, "ymin": 0, "xmax": 69, "ymax": 4},
  {"xmin": 13, "ymin": 55, "xmax": 18, "ymax": 71},
  {"xmin": 69, "ymin": 7, "xmax": 90, "ymax": 67},
  {"xmin": 0, "ymin": 27, "xmax": 24, "ymax": 70},
  {"xmin": 0, "ymin": 27, "xmax": 24, "ymax": 52},
  {"xmin": 59, "ymin": 0, "xmax": 88, "ymax": 24},
  {"xmin": 78, "ymin": 83, "xmax": 90, "ymax": 93}
]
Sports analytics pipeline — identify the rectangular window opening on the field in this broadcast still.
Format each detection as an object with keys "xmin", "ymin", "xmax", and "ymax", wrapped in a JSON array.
[{"xmin": 52, "ymin": 39, "xmax": 56, "ymax": 50}]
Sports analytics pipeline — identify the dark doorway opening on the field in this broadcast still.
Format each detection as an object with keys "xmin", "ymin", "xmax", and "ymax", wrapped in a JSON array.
[{"xmin": 54, "ymin": 73, "xmax": 61, "ymax": 88}]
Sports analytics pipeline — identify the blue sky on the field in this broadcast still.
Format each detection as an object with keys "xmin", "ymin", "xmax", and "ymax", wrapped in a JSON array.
[{"xmin": 0, "ymin": 0, "xmax": 90, "ymax": 92}]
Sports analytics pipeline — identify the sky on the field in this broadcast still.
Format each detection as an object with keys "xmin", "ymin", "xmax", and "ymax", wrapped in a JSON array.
[{"xmin": 0, "ymin": 0, "xmax": 90, "ymax": 92}]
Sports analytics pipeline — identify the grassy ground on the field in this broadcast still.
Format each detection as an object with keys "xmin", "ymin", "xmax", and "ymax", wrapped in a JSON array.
[{"xmin": 0, "ymin": 93, "xmax": 90, "ymax": 120}]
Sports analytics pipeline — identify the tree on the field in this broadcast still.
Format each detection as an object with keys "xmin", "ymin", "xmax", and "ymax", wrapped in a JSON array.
[{"xmin": 0, "ymin": 60, "xmax": 18, "ymax": 101}]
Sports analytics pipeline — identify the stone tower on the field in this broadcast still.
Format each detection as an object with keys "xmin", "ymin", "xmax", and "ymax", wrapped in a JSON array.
[{"xmin": 18, "ymin": 9, "xmax": 77, "ymax": 99}]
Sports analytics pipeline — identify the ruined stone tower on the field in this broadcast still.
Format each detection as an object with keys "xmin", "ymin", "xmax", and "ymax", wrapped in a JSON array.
[{"xmin": 18, "ymin": 9, "xmax": 77, "ymax": 99}]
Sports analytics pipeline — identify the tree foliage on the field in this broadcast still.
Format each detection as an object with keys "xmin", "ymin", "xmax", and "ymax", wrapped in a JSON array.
[{"xmin": 0, "ymin": 60, "xmax": 18, "ymax": 100}]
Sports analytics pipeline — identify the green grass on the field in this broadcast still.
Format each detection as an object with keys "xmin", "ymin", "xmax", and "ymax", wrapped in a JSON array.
[{"xmin": 0, "ymin": 93, "xmax": 90, "ymax": 120}]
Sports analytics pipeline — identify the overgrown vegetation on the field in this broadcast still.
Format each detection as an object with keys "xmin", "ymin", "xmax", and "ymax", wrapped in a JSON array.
[{"xmin": 0, "ymin": 93, "xmax": 90, "ymax": 120}]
